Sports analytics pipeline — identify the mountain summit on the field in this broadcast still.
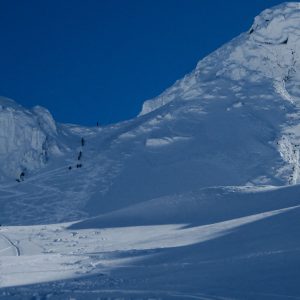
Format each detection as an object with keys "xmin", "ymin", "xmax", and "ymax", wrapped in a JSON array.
[{"xmin": 141, "ymin": 2, "xmax": 300, "ymax": 115}]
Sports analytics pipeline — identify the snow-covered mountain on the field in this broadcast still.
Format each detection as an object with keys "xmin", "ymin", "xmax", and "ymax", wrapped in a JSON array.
[
  {"xmin": 1, "ymin": 3, "xmax": 300, "ymax": 299},
  {"xmin": 2, "ymin": 3, "xmax": 300, "ymax": 224}
]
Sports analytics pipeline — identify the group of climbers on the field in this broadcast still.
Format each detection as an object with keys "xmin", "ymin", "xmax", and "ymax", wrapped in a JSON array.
[
  {"xmin": 15, "ymin": 122, "xmax": 99, "ymax": 182},
  {"xmin": 68, "ymin": 137, "xmax": 85, "ymax": 170}
]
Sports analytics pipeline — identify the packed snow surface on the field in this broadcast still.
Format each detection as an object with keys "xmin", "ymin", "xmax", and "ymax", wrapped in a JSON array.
[
  {"xmin": 2, "ymin": 186, "xmax": 300, "ymax": 299},
  {"xmin": 2, "ymin": 2, "xmax": 300, "ymax": 299}
]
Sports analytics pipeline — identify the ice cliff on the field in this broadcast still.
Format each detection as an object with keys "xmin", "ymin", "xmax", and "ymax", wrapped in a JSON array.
[{"xmin": 0, "ymin": 97, "xmax": 61, "ymax": 180}]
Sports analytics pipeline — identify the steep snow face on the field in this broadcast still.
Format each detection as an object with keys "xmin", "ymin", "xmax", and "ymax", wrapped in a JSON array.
[
  {"xmin": 0, "ymin": 97, "xmax": 61, "ymax": 180},
  {"xmin": 140, "ymin": 2, "xmax": 300, "ymax": 115},
  {"xmin": 223, "ymin": 3, "xmax": 300, "ymax": 85},
  {"xmin": 137, "ymin": 2, "xmax": 300, "ymax": 187},
  {"xmin": 250, "ymin": 2, "xmax": 300, "ymax": 45}
]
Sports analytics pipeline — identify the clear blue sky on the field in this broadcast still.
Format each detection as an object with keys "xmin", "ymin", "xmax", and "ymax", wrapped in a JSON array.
[{"xmin": 0, "ymin": 0, "xmax": 286, "ymax": 126}]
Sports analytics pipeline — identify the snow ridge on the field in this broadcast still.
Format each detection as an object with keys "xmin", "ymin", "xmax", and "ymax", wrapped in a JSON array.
[{"xmin": 140, "ymin": 2, "xmax": 300, "ymax": 115}]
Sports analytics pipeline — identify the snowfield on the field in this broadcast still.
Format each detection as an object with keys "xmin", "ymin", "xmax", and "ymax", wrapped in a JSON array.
[
  {"xmin": 2, "ymin": 2, "xmax": 300, "ymax": 299},
  {"xmin": 1, "ymin": 186, "xmax": 300, "ymax": 299}
]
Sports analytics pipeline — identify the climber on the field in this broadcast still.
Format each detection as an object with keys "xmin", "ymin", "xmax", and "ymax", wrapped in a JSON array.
[
  {"xmin": 81, "ymin": 137, "xmax": 85, "ymax": 147},
  {"xmin": 78, "ymin": 151, "xmax": 82, "ymax": 161}
]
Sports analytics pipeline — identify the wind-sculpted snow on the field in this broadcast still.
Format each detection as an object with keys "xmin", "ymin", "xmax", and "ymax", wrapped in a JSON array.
[
  {"xmin": 251, "ymin": 2, "xmax": 300, "ymax": 45},
  {"xmin": 0, "ymin": 97, "xmax": 62, "ymax": 180},
  {"xmin": 2, "ymin": 3, "xmax": 300, "ymax": 299},
  {"xmin": 140, "ymin": 3, "xmax": 300, "ymax": 116}
]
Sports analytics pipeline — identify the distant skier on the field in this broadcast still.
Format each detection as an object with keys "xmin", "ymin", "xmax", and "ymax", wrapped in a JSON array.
[{"xmin": 81, "ymin": 137, "xmax": 85, "ymax": 147}]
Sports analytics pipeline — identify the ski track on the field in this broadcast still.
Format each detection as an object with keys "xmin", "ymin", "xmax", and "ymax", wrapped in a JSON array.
[
  {"xmin": 0, "ymin": 233, "xmax": 20, "ymax": 257},
  {"xmin": 0, "ymin": 133, "xmax": 128, "ymax": 225}
]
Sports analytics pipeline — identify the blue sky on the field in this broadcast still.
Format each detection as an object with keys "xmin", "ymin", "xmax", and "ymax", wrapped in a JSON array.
[{"xmin": 0, "ymin": 0, "xmax": 286, "ymax": 126}]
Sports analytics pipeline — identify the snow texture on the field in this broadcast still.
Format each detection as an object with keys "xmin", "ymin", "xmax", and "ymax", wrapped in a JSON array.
[
  {"xmin": 0, "ymin": 97, "xmax": 62, "ymax": 180},
  {"xmin": 2, "ymin": 3, "xmax": 300, "ymax": 299}
]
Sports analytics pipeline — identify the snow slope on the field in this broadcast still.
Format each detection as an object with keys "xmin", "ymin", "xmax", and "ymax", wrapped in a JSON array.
[
  {"xmin": 1, "ymin": 2, "xmax": 300, "ymax": 299},
  {"xmin": 1, "ymin": 185, "xmax": 300, "ymax": 299},
  {"xmin": 3, "ymin": 4, "xmax": 300, "ymax": 226},
  {"xmin": 4, "ymin": 3, "xmax": 300, "ymax": 224}
]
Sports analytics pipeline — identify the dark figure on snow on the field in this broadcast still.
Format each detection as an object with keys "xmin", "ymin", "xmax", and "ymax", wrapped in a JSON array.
[
  {"xmin": 78, "ymin": 151, "xmax": 82, "ymax": 161},
  {"xmin": 76, "ymin": 163, "xmax": 82, "ymax": 168},
  {"xmin": 81, "ymin": 138, "xmax": 85, "ymax": 147}
]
